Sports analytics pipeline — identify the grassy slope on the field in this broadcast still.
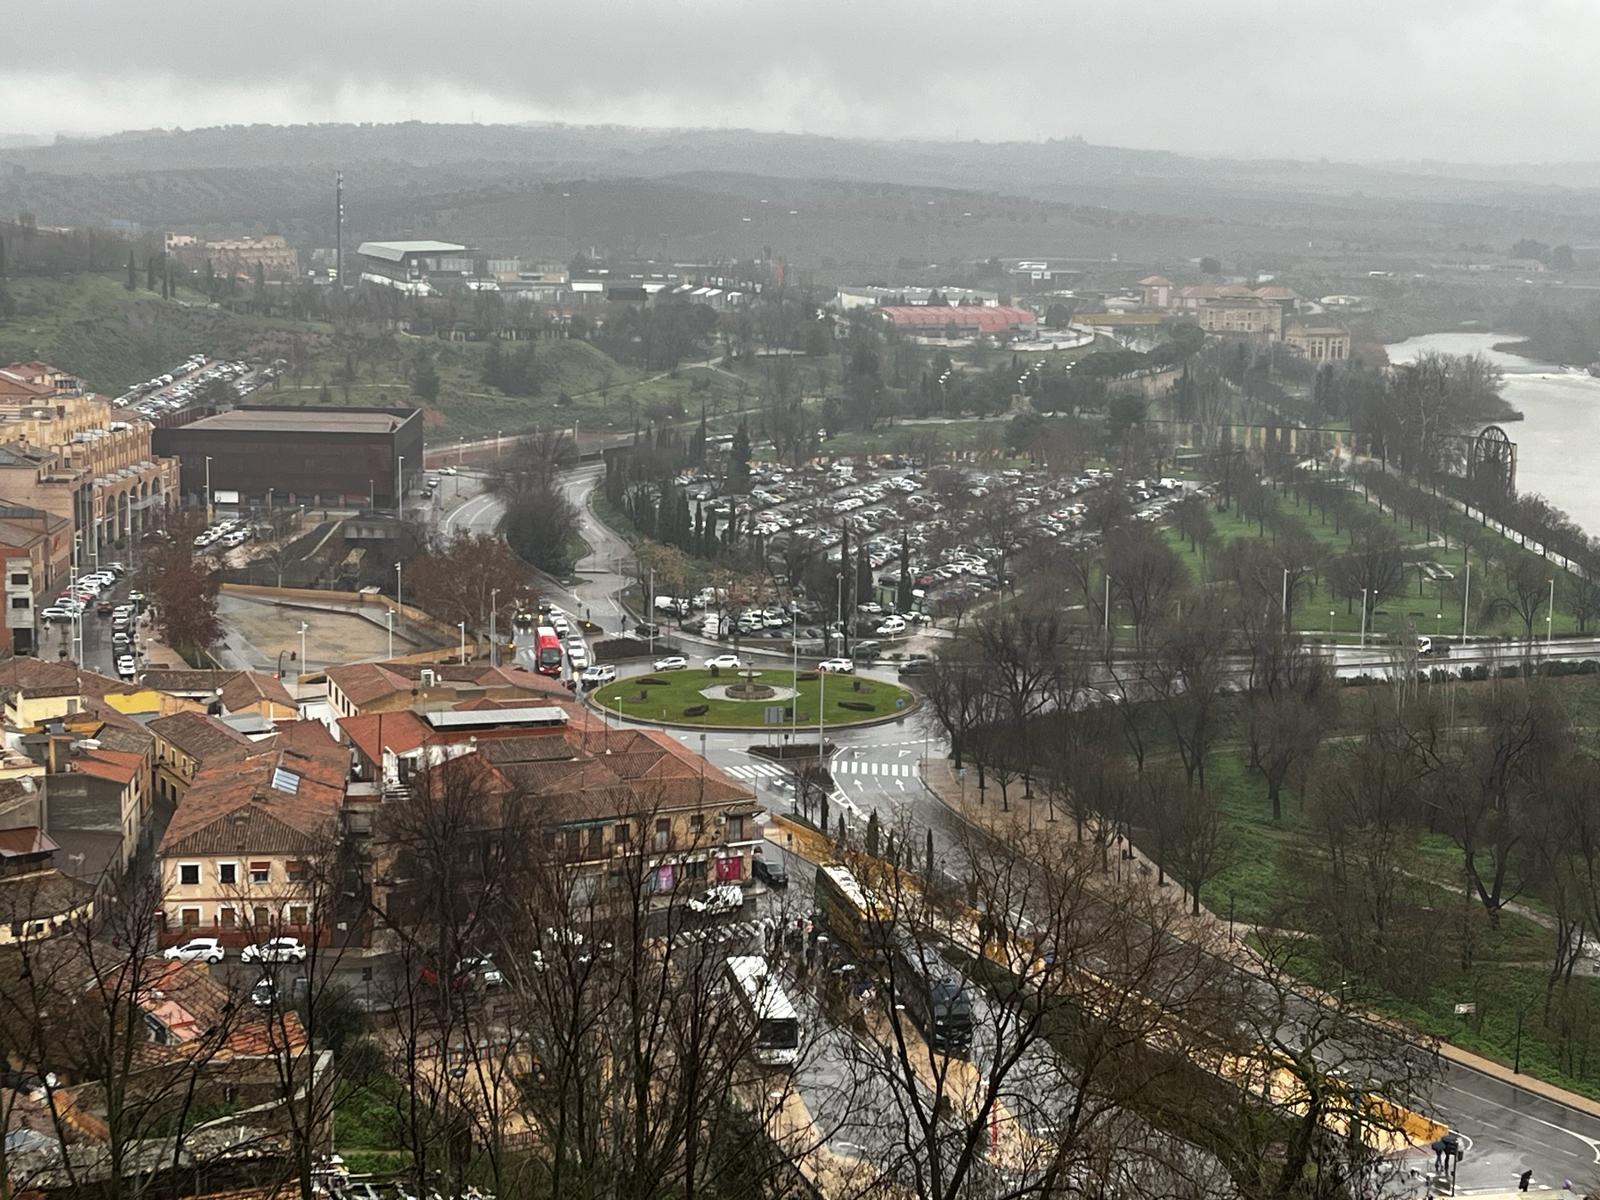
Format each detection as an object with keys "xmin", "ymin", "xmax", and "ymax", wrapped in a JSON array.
[{"xmin": 0, "ymin": 273, "xmax": 755, "ymax": 439}]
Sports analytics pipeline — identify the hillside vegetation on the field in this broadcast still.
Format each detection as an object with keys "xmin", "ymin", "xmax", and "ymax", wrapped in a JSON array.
[{"xmin": 0, "ymin": 273, "xmax": 750, "ymax": 438}]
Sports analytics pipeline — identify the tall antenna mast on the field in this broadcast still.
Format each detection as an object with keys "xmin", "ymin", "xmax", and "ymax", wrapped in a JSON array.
[{"xmin": 335, "ymin": 170, "xmax": 344, "ymax": 289}]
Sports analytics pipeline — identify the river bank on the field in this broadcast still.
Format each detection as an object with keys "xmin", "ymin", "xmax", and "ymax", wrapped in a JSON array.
[{"xmin": 1386, "ymin": 330, "xmax": 1600, "ymax": 535}]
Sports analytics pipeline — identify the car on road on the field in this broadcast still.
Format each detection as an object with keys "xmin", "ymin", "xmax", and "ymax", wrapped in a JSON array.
[
  {"xmin": 116, "ymin": 656, "xmax": 137, "ymax": 678},
  {"xmin": 421, "ymin": 956, "xmax": 504, "ymax": 990},
  {"xmin": 898, "ymin": 657, "xmax": 932, "ymax": 677},
  {"xmin": 163, "ymin": 937, "xmax": 225, "ymax": 963},
  {"xmin": 635, "ymin": 622, "xmax": 662, "ymax": 638},
  {"xmin": 580, "ymin": 664, "xmax": 617, "ymax": 686},
  {"xmin": 40, "ymin": 606, "xmax": 75, "ymax": 623},
  {"xmin": 876, "ymin": 616, "xmax": 907, "ymax": 635},
  {"xmin": 687, "ymin": 884, "xmax": 745, "ymax": 916},
  {"xmin": 817, "ymin": 658, "xmax": 855, "ymax": 674},
  {"xmin": 250, "ymin": 977, "xmax": 279, "ymax": 1008},
  {"xmin": 567, "ymin": 644, "xmax": 590, "ymax": 670},
  {"xmin": 240, "ymin": 936, "xmax": 308, "ymax": 964},
  {"xmin": 652, "ymin": 655, "xmax": 688, "ymax": 671},
  {"xmin": 704, "ymin": 654, "xmax": 745, "ymax": 670}
]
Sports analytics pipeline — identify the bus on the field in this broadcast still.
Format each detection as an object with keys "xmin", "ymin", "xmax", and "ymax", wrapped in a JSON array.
[
  {"xmin": 534, "ymin": 626, "xmax": 564, "ymax": 676},
  {"xmin": 724, "ymin": 955, "xmax": 800, "ymax": 1068},
  {"xmin": 813, "ymin": 861, "xmax": 892, "ymax": 961},
  {"xmin": 890, "ymin": 933, "xmax": 974, "ymax": 1053}
]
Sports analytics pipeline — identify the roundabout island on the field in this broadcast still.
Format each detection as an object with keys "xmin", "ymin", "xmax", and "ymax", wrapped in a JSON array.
[{"xmin": 588, "ymin": 667, "xmax": 917, "ymax": 730}]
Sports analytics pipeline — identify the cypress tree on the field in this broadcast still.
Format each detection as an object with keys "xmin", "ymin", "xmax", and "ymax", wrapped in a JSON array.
[{"xmin": 126, "ymin": 250, "xmax": 136, "ymax": 290}]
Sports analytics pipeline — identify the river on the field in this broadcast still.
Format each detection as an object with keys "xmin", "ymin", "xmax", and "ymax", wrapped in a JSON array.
[{"xmin": 1385, "ymin": 330, "xmax": 1600, "ymax": 536}]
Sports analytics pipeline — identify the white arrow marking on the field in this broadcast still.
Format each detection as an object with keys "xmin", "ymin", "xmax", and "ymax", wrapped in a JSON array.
[
  {"xmin": 898, "ymin": 749, "xmax": 913, "ymax": 757},
  {"xmin": 896, "ymin": 780, "xmax": 906, "ymax": 791}
]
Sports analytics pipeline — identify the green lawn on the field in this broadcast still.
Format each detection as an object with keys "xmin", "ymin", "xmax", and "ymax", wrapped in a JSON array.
[{"xmin": 590, "ymin": 667, "xmax": 914, "ymax": 727}]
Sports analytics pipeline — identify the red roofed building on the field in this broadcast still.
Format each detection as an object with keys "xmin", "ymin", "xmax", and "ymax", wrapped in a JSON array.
[{"xmin": 877, "ymin": 304, "xmax": 1037, "ymax": 340}]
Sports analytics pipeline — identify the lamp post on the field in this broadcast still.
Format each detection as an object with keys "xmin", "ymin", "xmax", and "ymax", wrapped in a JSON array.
[
  {"xmin": 489, "ymin": 588, "xmax": 500, "ymax": 668},
  {"xmin": 1548, "ymin": 577, "xmax": 1555, "ymax": 651},
  {"xmin": 458, "ymin": 621, "xmax": 467, "ymax": 664},
  {"xmin": 385, "ymin": 608, "xmax": 394, "ymax": 660},
  {"xmin": 394, "ymin": 561, "xmax": 403, "ymax": 633},
  {"xmin": 298, "ymin": 621, "xmax": 309, "ymax": 680},
  {"xmin": 395, "ymin": 455, "xmax": 405, "ymax": 517},
  {"xmin": 1358, "ymin": 587, "xmax": 1369, "ymax": 648},
  {"xmin": 1462, "ymin": 559, "xmax": 1471, "ymax": 641},
  {"xmin": 204, "ymin": 456, "xmax": 213, "ymax": 523}
]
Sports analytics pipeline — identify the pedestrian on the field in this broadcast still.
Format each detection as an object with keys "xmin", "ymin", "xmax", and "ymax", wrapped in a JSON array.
[{"xmin": 1520, "ymin": 1172, "xmax": 1533, "ymax": 1193}]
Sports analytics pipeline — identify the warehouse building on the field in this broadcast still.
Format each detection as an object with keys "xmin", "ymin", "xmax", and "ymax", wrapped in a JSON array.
[
  {"xmin": 151, "ymin": 406, "xmax": 424, "ymax": 509},
  {"xmin": 355, "ymin": 240, "xmax": 470, "ymax": 295},
  {"xmin": 878, "ymin": 304, "xmax": 1037, "ymax": 340}
]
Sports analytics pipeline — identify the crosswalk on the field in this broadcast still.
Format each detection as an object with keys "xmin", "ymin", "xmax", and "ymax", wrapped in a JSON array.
[
  {"xmin": 676, "ymin": 919, "xmax": 767, "ymax": 949},
  {"xmin": 723, "ymin": 759, "xmax": 919, "ymax": 781},
  {"xmin": 832, "ymin": 760, "xmax": 918, "ymax": 778}
]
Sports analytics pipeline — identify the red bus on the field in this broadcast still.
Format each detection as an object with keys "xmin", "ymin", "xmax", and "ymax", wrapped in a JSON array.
[{"xmin": 535, "ymin": 626, "xmax": 564, "ymax": 676}]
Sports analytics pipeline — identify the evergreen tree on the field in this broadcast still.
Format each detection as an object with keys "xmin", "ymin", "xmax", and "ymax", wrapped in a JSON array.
[
  {"xmin": 0, "ymin": 233, "xmax": 7, "ymax": 279},
  {"xmin": 146, "ymin": 255, "xmax": 157, "ymax": 291},
  {"xmin": 161, "ymin": 256, "xmax": 171, "ymax": 300},
  {"xmin": 866, "ymin": 809, "xmax": 880, "ymax": 857},
  {"xmin": 126, "ymin": 250, "xmax": 136, "ymax": 290},
  {"xmin": 856, "ymin": 542, "xmax": 873, "ymax": 608},
  {"xmin": 412, "ymin": 350, "xmax": 441, "ymax": 403},
  {"xmin": 897, "ymin": 532, "xmax": 914, "ymax": 613},
  {"xmin": 729, "ymin": 419, "xmax": 751, "ymax": 491},
  {"xmin": 482, "ymin": 340, "xmax": 503, "ymax": 389},
  {"xmin": 254, "ymin": 260, "xmax": 266, "ymax": 305},
  {"xmin": 926, "ymin": 829, "xmax": 935, "ymax": 879},
  {"xmin": 204, "ymin": 258, "xmax": 215, "ymax": 299}
]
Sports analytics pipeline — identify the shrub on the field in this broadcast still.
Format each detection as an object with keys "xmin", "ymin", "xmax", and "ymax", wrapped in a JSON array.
[
  {"xmin": 796, "ymin": 672, "xmax": 819, "ymax": 682},
  {"xmin": 635, "ymin": 676, "xmax": 672, "ymax": 686},
  {"xmin": 683, "ymin": 704, "xmax": 710, "ymax": 717},
  {"xmin": 838, "ymin": 700, "xmax": 875, "ymax": 712}
]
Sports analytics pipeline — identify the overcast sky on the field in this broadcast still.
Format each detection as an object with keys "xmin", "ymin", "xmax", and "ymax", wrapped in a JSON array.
[{"xmin": 4, "ymin": 0, "xmax": 1593, "ymax": 163}]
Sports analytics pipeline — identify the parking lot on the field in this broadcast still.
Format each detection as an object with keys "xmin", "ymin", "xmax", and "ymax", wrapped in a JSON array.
[
  {"xmin": 650, "ymin": 455, "xmax": 1187, "ymax": 657},
  {"xmin": 113, "ymin": 353, "xmax": 273, "ymax": 417}
]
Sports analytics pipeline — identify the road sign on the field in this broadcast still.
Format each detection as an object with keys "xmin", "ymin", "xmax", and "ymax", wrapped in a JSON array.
[
  {"xmin": 1453, "ymin": 1002, "xmax": 1476, "ymax": 1015},
  {"xmin": 764, "ymin": 706, "xmax": 785, "ymax": 724}
]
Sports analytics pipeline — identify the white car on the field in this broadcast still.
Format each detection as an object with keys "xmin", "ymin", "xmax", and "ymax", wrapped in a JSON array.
[
  {"xmin": 580, "ymin": 664, "xmax": 616, "ymax": 685},
  {"xmin": 163, "ymin": 937, "xmax": 224, "ymax": 964},
  {"xmin": 705, "ymin": 654, "xmax": 744, "ymax": 670},
  {"xmin": 40, "ymin": 606, "xmax": 75, "ymax": 623},
  {"xmin": 857, "ymin": 602, "xmax": 882, "ymax": 614},
  {"xmin": 876, "ymin": 617, "xmax": 908, "ymax": 635},
  {"xmin": 567, "ymin": 644, "xmax": 590, "ymax": 670},
  {"xmin": 817, "ymin": 658, "xmax": 855, "ymax": 674},
  {"xmin": 117, "ymin": 657, "xmax": 137, "ymax": 678},
  {"xmin": 687, "ymin": 884, "xmax": 745, "ymax": 916},
  {"xmin": 240, "ymin": 936, "xmax": 308, "ymax": 964},
  {"xmin": 652, "ymin": 655, "xmax": 688, "ymax": 671}
]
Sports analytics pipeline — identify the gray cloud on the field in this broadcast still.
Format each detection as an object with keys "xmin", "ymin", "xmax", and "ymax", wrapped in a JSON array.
[{"xmin": 4, "ymin": 0, "xmax": 1595, "ymax": 162}]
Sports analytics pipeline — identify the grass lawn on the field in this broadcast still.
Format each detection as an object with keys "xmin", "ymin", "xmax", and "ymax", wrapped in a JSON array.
[
  {"xmin": 590, "ymin": 667, "xmax": 914, "ymax": 727},
  {"xmin": 1169, "ymin": 479, "xmax": 1600, "ymax": 641}
]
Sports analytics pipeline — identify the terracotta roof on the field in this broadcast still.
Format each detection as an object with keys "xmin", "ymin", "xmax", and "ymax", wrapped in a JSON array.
[
  {"xmin": 0, "ymin": 826, "xmax": 56, "ymax": 856},
  {"xmin": 147, "ymin": 710, "xmax": 257, "ymax": 765},
  {"xmin": 878, "ymin": 305, "xmax": 1037, "ymax": 332},
  {"xmin": 1253, "ymin": 286, "xmax": 1300, "ymax": 300},
  {"xmin": 264, "ymin": 719, "xmax": 343, "ymax": 764},
  {"xmin": 326, "ymin": 660, "xmax": 570, "ymax": 710},
  {"xmin": 324, "ymin": 662, "xmax": 413, "ymax": 708},
  {"xmin": 141, "ymin": 668, "xmax": 234, "ymax": 697},
  {"xmin": 71, "ymin": 747, "xmax": 143, "ymax": 787},
  {"xmin": 0, "ymin": 657, "xmax": 132, "ymax": 704},
  {"xmin": 159, "ymin": 747, "xmax": 345, "ymax": 857},
  {"xmin": 0, "ymin": 867, "xmax": 94, "ymax": 920},
  {"xmin": 220, "ymin": 671, "xmax": 296, "ymax": 713}
]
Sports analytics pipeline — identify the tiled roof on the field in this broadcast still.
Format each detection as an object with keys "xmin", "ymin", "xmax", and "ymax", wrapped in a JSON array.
[
  {"xmin": 220, "ymin": 671, "xmax": 296, "ymax": 713},
  {"xmin": 264, "ymin": 719, "xmax": 343, "ymax": 764},
  {"xmin": 159, "ymin": 747, "xmax": 345, "ymax": 857},
  {"xmin": 0, "ymin": 826, "xmax": 56, "ymax": 856},
  {"xmin": 71, "ymin": 747, "xmax": 143, "ymax": 787},
  {"xmin": 1139, "ymin": 275, "xmax": 1173, "ymax": 286},
  {"xmin": 0, "ymin": 867, "xmax": 94, "ymax": 919},
  {"xmin": 0, "ymin": 657, "xmax": 131, "ymax": 703},
  {"xmin": 147, "ymin": 710, "xmax": 256, "ymax": 765},
  {"xmin": 141, "ymin": 668, "xmax": 233, "ymax": 696},
  {"xmin": 327, "ymin": 660, "xmax": 570, "ymax": 710}
]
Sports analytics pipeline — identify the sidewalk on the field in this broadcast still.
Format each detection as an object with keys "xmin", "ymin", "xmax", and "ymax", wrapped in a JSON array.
[{"xmin": 916, "ymin": 757, "xmax": 1600, "ymax": 1123}]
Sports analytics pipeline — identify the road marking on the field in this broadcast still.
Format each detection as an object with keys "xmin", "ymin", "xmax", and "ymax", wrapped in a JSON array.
[
  {"xmin": 898, "ymin": 749, "xmax": 913, "ymax": 757},
  {"xmin": 896, "ymin": 780, "xmax": 906, "ymax": 791},
  {"xmin": 1445, "ymin": 1085, "xmax": 1600, "ymax": 1163}
]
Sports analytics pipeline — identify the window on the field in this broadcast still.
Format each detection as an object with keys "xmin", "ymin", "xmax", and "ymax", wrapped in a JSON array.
[
  {"xmin": 9, "ymin": 597, "xmax": 28, "ymax": 611},
  {"xmin": 687, "ymin": 859, "xmax": 708, "ymax": 881},
  {"xmin": 587, "ymin": 826, "xmax": 603, "ymax": 855},
  {"xmin": 288, "ymin": 905, "xmax": 308, "ymax": 926},
  {"xmin": 217, "ymin": 863, "xmax": 237, "ymax": 886},
  {"xmin": 654, "ymin": 819, "xmax": 671, "ymax": 851},
  {"xmin": 252, "ymin": 905, "xmax": 270, "ymax": 928},
  {"xmin": 726, "ymin": 815, "xmax": 745, "ymax": 842},
  {"xmin": 689, "ymin": 813, "xmax": 705, "ymax": 836},
  {"xmin": 180, "ymin": 907, "xmax": 201, "ymax": 928},
  {"xmin": 286, "ymin": 860, "xmax": 306, "ymax": 883},
  {"xmin": 249, "ymin": 861, "xmax": 271, "ymax": 884},
  {"xmin": 179, "ymin": 863, "xmax": 200, "ymax": 886},
  {"xmin": 220, "ymin": 908, "xmax": 237, "ymax": 929},
  {"xmin": 564, "ymin": 828, "xmax": 582, "ymax": 854},
  {"xmin": 613, "ymin": 822, "xmax": 630, "ymax": 846},
  {"xmin": 8, "ymin": 572, "xmax": 27, "ymax": 587}
]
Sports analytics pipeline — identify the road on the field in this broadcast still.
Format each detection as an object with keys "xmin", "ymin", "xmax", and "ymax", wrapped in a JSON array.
[{"xmin": 441, "ymin": 459, "xmax": 1600, "ymax": 1190}]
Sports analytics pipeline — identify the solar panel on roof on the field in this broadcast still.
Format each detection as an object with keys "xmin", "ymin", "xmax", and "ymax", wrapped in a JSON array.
[
  {"xmin": 421, "ymin": 706, "xmax": 569, "ymax": 730},
  {"xmin": 270, "ymin": 767, "xmax": 301, "ymax": 795}
]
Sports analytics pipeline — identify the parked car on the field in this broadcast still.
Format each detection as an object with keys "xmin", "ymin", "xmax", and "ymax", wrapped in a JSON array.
[
  {"xmin": 240, "ymin": 936, "xmax": 308, "ymax": 964},
  {"xmin": 686, "ymin": 884, "xmax": 745, "ymax": 916},
  {"xmin": 652, "ymin": 655, "xmax": 688, "ymax": 671},
  {"xmin": 580, "ymin": 664, "xmax": 617, "ymax": 686},
  {"xmin": 898, "ymin": 657, "xmax": 933, "ymax": 677},
  {"xmin": 116, "ymin": 656, "xmax": 137, "ymax": 678},
  {"xmin": 704, "ymin": 654, "xmax": 745, "ymax": 670},
  {"xmin": 40, "ymin": 606, "xmax": 75, "ymax": 623},
  {"xmin": 635, "ymin": 622, "xmax": 662, "ymax": 638},
  {"xmin": 163, "ymin": 937, "xmax": 225, "ymax": 964},
  {"xmin": 753, "ymin": 855, "xmax": 789, "ymax": 888},
  {"xmin": 817, "ymin": 658, "xmax": 855, "ymax": 674}
]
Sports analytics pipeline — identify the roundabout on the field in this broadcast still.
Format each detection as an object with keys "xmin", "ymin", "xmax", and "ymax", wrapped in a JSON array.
[{"xmin": 588, "ymin": 667, "xmax": 918, "ymax": 730}]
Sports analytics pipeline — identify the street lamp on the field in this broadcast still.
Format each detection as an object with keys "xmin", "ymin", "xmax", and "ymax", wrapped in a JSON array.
[
  {"xmin": 298, "ymin": 621, "xmax": 309, "ymax": 680},
  {"xmin": 489, "ymin": 587, "xmax": 500, "ymax": 668},
  {"xmin": 385, "ymin": 608, "xmax": 394, "ymax": 661},
  {"xmin": 204, "ymin": 456, "xmax": 213, "ymax": 522},
  {"xmin": 394, "ymin": 561, "xmax": 404, "ymax": 632},
  {"xmin": 458, "ymin": 621, "xmax": 467, "ymax": 664},
  {"xmin": 395, "ymin": 455, "xmax": 405, "ymax": 517},
  {"xmin": 1548, "ymin": 578, "xmax": 1555, "ymax": 650}
]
